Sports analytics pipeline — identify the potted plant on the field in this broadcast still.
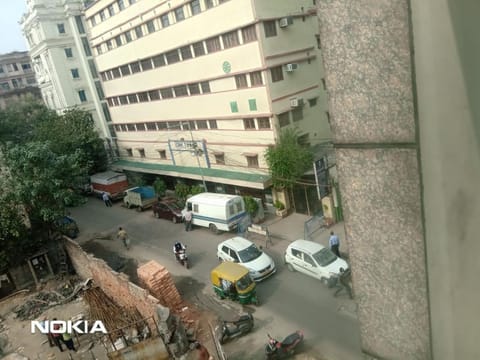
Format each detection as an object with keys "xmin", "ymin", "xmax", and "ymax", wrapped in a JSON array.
[{"xmin": 274, "ymin": 200, "xmax": 288, "ymax": 218}]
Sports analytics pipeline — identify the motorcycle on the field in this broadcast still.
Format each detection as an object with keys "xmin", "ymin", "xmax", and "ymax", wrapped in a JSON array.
[
  {"xmin": 175, "ymin": 248, "xmax": 189, "ymax": 269},
  {"xmin": 264, "ymin": 330, "xmax": 304, "ymax": 359},
  {"xmin": 218, "ymin": 313, "xmax": 254, "ymax": 344}
]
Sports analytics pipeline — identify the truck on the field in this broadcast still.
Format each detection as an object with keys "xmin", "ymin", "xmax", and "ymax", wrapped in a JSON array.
[
  {"xmin": 123, "ymin": 186, "xmax": 157, "ymax": 211},
  {"xmin": 184, "ymin": 193, "xmax": 246, "ymax": 234},
  {"xmin": 90, "ymin": 171, "xmax": 129, "ymax": 201}
]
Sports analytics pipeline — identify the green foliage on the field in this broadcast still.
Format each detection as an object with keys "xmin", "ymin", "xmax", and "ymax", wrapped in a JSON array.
[
  {"xmin": 190, "ymin": 185, "xmax": 204, "ymax": 196},
  {"xmin": 274, "ymin": 200, "xmax": 285, "ymax": 210},
  {"xmin": 243, "ymin": 196, "xmax": 259, "ymax": 217},
  {"xmin": 125, "ymin": 171, "xmax": 149, "ymax": 187},
  {"xmin": 153, "ymin": 178, "xmax": 167, "ymax": 197},
  {"xmin": 265, "ymin": 128, "xmax": 314, "ymax": 189},
  {"xmin": 175, "ymin": 183, "xmax": 190, "ymax": 201}
]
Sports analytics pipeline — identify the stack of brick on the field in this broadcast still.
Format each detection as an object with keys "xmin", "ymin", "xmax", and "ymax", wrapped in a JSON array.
[{"xmin": 137, "ymin": 261, "xmax": 183, "ymax": 310}]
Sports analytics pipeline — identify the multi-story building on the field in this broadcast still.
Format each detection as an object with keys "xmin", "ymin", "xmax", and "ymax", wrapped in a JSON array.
[
  {"xmin": 0, "ymin": 51, "xmax": 41, "ymax": 109},
  {"xmin": 85, "ymin": 0, "xmax": 331, "ymax": 203},
  {"xmin": 20, "ymin": 0, "xmax": 112, "ymax": 140}
]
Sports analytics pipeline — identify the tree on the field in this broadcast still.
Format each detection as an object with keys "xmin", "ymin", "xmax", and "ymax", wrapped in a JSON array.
[
  {"xmin": 264, "ymin": 128, "xmax": 314, "ymax": 189},
  {"xmin": 153, "ymin": 178, "xmax": 167, "ymax": 197}
]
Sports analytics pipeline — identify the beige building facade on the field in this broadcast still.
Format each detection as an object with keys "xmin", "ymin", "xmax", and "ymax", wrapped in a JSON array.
[{"xmin": 85, "ymin": 0, "xmax": 331, "ymax": 195}]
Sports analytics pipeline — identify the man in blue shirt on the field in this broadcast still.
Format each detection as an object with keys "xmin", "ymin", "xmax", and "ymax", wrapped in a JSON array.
[{"xmin": 329, "ymin": 231, "xmax": 340, "ymax": 257}]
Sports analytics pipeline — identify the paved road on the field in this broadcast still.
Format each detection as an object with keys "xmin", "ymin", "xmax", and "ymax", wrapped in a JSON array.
[{"xmin": 70, "ymin": 198, "xmax": 362, "ymax": 360}]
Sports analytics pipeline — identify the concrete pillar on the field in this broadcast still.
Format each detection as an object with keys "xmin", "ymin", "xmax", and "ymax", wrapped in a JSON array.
[{"xmin": 317, "ymin": 1, "xmax": 431, "ymax": 359}]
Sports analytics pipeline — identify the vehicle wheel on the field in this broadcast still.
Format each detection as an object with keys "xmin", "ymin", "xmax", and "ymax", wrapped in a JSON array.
[
  {"xmin": 137, "ymin": 206, "xmax": 143, "ymax": 212},
  {"xmin": 209, "ymin": 224, "xmax": 218, "ymax": 234},
  {"xmin": 287, "ymin": 263, "xmax": 295, "ymax": 272},
  {"xmin": 154, "ymin": 212, "xmax": 159, "ymax": 218},
  {"xmin": 321, "ymin": 277, "xmax": 329, "ymax": 286},
  {"xmin": 172, "ymin": 216, "xmax": 177, "ymax": 224}
]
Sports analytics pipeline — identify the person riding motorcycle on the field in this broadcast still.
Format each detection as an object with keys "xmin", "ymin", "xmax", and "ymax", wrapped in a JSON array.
[{"xmin": 173, "ymin": 242, "xmax": 186, "ymax": 261}]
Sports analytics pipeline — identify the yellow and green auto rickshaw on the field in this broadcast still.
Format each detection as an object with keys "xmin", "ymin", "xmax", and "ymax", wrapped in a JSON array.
[{"xmin": 211, "ymin": 262, "xmax": 258, "ymax": 305}]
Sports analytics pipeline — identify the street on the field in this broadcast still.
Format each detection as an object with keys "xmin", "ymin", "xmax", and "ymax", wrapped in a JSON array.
[{"xmin": 70, "ymin": 198, "xmax": 362, "ymax": 360}]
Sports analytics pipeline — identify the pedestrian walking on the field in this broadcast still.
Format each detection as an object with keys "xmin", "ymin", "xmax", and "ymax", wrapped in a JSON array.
[
  {"xmin": 334, "ymin": 267, "xmax": 353, "ymax": 299},
  {"xmin": 329, "ymin": 231, "xmax": 340, "ymax": 257},
  {"xmin": 193, "ymin": 341, "xmax": 213, "ymax": 360},
  {"xmin": 183, "ymin": 209, "xmax": 193, "ymax": 232},
  {"xmin": 41, "ymin": 317, "xmax": 55, "ymax": 348},
  {"xmin": 117, "ymin": 227, "xmax": 130, "ymax": 250},
  {"xmin": 51, "ymin": 318, "xmax": 64, "ymax": 352},
  {"xmin": 61, "ymin": 330, "xmax": 76, "ymax": 352},
  {"xmin": 102, "ymin": 192, "xmax": 112, "ymax": 207}
]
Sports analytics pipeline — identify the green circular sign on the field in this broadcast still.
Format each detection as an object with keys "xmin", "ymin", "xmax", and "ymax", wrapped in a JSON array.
[{"xmin": 222, "ymin": 61, "xmax": 232, "ymax": 74}]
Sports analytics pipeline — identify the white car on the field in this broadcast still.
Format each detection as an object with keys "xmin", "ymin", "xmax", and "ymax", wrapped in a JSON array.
[
  {"xmin": 217, "ymin": 237, "xmax": 276, "ymax": 281},
  {"xmin": 284, "ymin": 239, "xmax": 348, "ymax": 285}
]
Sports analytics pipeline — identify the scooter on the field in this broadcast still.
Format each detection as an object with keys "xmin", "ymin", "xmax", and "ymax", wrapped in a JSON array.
[
  {"xmin": 176, "ymin": 249, "xmax": 189, "ymax": 269},
  {"xmin": 219, "ymin": 313, "xmax": 254, "ymax": 344},
  {"xmin": 264, "ymin": 330, "xmax": 304, "ymax": 359}
]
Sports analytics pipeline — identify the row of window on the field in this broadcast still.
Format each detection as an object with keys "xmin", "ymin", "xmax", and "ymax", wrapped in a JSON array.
[
  {"xmin": 89, "ymin": 0, "xmax": 138, "ymax": 26},
  {"xmin": 0, "ymin": 77, "xmax": 36, "ymax": 90},
  {"xmin": 122, "ymin": 147, "xmax": 260, "ymax": 168},
  {"xmin": 0, "ymin": 62, "xmax": 31, "ymax": 74},
  {"xmin": 99, "ymin": 24, "xmax": 256, "ymax": 80},
  {"xmin": 112, "ymin": 117, "xmax": 272, "ymax": 133}
]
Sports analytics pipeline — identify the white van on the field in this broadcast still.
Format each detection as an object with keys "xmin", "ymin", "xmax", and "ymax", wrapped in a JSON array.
[{"xmin": 185, "ymin": 193, "xmax": 246, "ymax": 233}]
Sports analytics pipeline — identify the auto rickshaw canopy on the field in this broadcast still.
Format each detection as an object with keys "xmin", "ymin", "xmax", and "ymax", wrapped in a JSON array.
[{"xmin": 211, "ymin": 262, "xmax": 249, "ymax": 285}]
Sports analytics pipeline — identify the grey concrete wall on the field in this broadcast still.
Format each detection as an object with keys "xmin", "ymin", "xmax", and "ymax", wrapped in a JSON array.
[
  {"xmin": 318, "ymin": 0, "xmax": 431, "ymax": 358},
  {"xmin": 411, "ymin": 0, "xmax": 480, "ymax": 359}
]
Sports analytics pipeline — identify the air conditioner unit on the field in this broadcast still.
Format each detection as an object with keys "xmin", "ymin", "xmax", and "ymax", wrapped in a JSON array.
[
  {"xmin": 285, "ymin": 63, "xmax": 299, "ymax": 72},
  {"xmin": 290, "ymin": 97, "xmax": 304, "ymax": 108},
  {"xmin": 279, "ymin": 16, "xmax": 293, "ymax": 28}
]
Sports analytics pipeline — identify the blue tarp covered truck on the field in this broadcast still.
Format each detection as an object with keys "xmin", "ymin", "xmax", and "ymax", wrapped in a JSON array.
[{"xmin": 123, "ymin": 186, "xmax": 157, "ymax": 211}]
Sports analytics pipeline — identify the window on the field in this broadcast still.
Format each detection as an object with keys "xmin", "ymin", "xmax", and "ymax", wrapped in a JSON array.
[
  {"xmin": 64, "ymin": 48, "xmax": 73, "ymax": 58},
  {"xmin": 230, "ymin": 101, "xmax": 238, "ymax": 113},
  {"xmin": 95, "ymin": 81, "xmax": 104, "ymax": 99},
  {"xmin": 114, "ymin": 124, "xmax": 121, "ymax": 131},
  {"xmin": 174, "ymin": 85, "xmax": 188, "ymax": 97},
  {"xmin": 90, "ymin": 17, "xmax": 96, "ymax": 27},
  {"xmin": 0, "ymin": 66, "xmax": 4, "ymax": 74},
  {"xmin": 10, "ymin": 63, "xmax": 19, "ymax": 72},
  {"xmin": 160, "ymin": 88, "xmax": 174, "ymax": 99},
  {"xmin": 129, "ymin": 0, "xmax": 136, "ymax": 4},
  {"xmin": 128, "ymin": 94, "xmax": 138, "ymax": 103},
  {"xmin": 115, "ymin": 35, "xmax": 122, "ymax": 47},
  {"xmin": 158, "ymin": 150, "xmax": 167, "ymax": 159},
  {"xmin": 215, "ymin": 154, "xmax": 225, "ymax": 165},
  {"xmin": 121, "ymin": 124, "xmax": 128, "ymax": 131},
  {"xmin": 78, "ymin": 90, "xmax": 87, "ymax": 102},
  {"xmin": 278, "ymin": 112, "xmax": 290, "ymax": 127},
  {"xmin": 88, "ymin": 60, "xmax": 98, "ymax": 78},
  {"xmin": 153, "ymin": 54, "xmax": 165, "ymax": 67},
  {"xmin": 75, "ymin": 16, "xmax": 85, "ymax": 33},
  {"xmin": 193, "ymin": 42, "xmax": 205, "ymax": 57},
  {"xmin": 57, "ymin": 23, "xmax": 66, "ymax": 34},
  {"xmin": 126, "ymin": 148, "xmax": 133, "ymax": 156},
  {"xmin": 246, "ymin": 155, "xmax": 259, "ymax": 168},
  {"xmin": 206, "ymin": 37, "xmax": 221, "ymax": 53},
  {"xmin": 82, "ymin": 37, "xmax": 92, "ymax": 56},
  {"xmin": 135, "ymin": 25, "xmax": 143, "ymax": 39},
  {"xmin": 100, "ymin": 10, "xmax": 106, "ymax": 21},
  {"xmin": 161, "ymin": 14, "xmax": 170, "ymax": 28},
  {"xmin": 200, "ymin": 82, "xmax": 210, "ymax": 93},
  {"xmin": 117, "ymin": 0, "xmax": 125, "ymax": 10},
  {"xmin": 188, "ymin": 83, "xmax": 200, "ymax": 95},
  {"xmin": 157, "ymin": 122, "xmax": 168, "ymax": 130},
  {"xmin": 297, "ymin": 133, "xmax": 309, "ymax": 147},
  {"xmin": 243, "ymin": 118, "xmax": 255, "ymax": 129},
  {"xmin": 209, "ymin": 120, "xmax": 218, "ymax": 129},
  {"xmin": 242, "ymin": 25, "xmax": 257, "ymax": 43},
  {"xmin": 186, "ymin": 121, "xmax": 196, "ymax": 130},
  {"xmin": 174, "ymin": 7, "xmax": 185, "ymax": 22},
  {"xmin": 1, "ymin": 82, "xmax": 10, "ymax": 90},
  {"xmin": 104, "ymin": 70, "xmax": 113, "ymax": 80},
  {"xmin": 111, "ymin": 97, "xmax": 120, "ymax": 106},
  {"xmin": 308, "ymin": 97, "xmax": 318, "ymax": 107},
  {"xmin": 119, "ymin": 95, "xmax": 128, "ymax": 105},
  {"xmin": 191, "ymin": 0, "xmax": 201, "ymax": 15},
  {"xmin": 292, "ymin": 107, "xmax": 303, "ymax": 122},
  {"xmin": 146, "ymin": 20, "xmax": 156, "ymax": 34},
  {"xmin": 120, "ymin": 65, "xmax": 131, "ymax": 76},
  {"xmin": 96, "ymin": 45, "xmax": 103, "ymax": 55},
  {"xmin": 167, "ymin": 121, "xmax": 180, "ymax": 129},
  {"xmin": 137, "ymin": 124, "xmax": 146, "ymax": 131},
  {"xmin": 112, "ymin": 68, "xmax": 121, "ymax": 78},
  {"xmin": 222, "ymin": 31, "xmax": 239, "ymax": 48},
  {"xmin": 197, "ymin": 120, "xmax": 208, "ymax": 129},
  {"xmin": 304, "ymin": 254, "xmax": 316, "ymax": 267},
  {"xmin": 125, "ymin": 31, "xmax": 132, "ymax": 43},
  {"xmin": 248, "ymin": 99, "xmax": 257, "ymax": 111},
  {"xmin": 140, "ymin": 59, "xmax": 153, "ymax": 71},
  {"xmin": 146, "ymin": 122, "xmax": 157, "ymax": 130},
  {"xmin": 166, "ymin": 50, "xmax": 180, "ymax": 64},
  {"xmin": 205, "ymin": 0, "xmax": 214, "ymax": 9},
  {"xmin": 138, "ymin": 92, "xmax": 149, "ymax": 102},
  {"xmin": 27, "ymin": 77, "xmax": 36, "ymax": 84},
  {"xmin": 180, "ymin": 46, "xmax": 193, "ymax": 60},
  {"xmin": 127, "ymin": 124, "xmax": 136, "ymax": 131},
  {"xmin": 250, "ymin": 71, "xmax": 263, "ymax": 86},
  {"xmin": 264, "ymin": 21, "xmax": 277, "ymax": 37},
  {"xmin": 71, "ymin": 69, "xmax": 80, "ymax": 78},
  {"xmin": 21, "ymin": 63, "xmax": 31, "ymax": 70},
  {"xmin": 235, "ymin": 74, "xmax": 248, "ymax": 89},
  {"xmin": 106, "ymin": 40, "xmax": 113, "ymax": 50},
  {"xmin": 138, "ymin": 149, "xmax": 146, "ymax": 158},
  {"xmin": 130, "ymin": 61, "xmax": 141, "ymax": 73},
  {"xmin": 149, "ymin": 90, "xmax": 160, "ymax": 100},
  {"xmin": 270, "ymin": 66, "xmax": 284, "ymax": 82},
  {"xmin": 257, "ymin": 117, "xmax": 270, "ymax": 129},
  {"xmin": 12, "ymin": 79, "xmax": 18, "ymax": 88},
  {"xmin": 108, "ymin": 4, "xmax": 115, "ymax": 16}
]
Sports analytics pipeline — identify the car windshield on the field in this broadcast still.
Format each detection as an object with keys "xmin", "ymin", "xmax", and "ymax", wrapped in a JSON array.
[
  {"xmin": 312, "ymin": 248, "xmax": 337, "ymax": 267},
  {"xmin": 167, "ymin": 202, "xmax": 182, "ymax": 211},
  {"xmin": 238, "ymin": 244, "xmax": 262, "ymax": 263},
  {"xmin": 236, "ymin": 274, "xmax": 253, "ymax": 291}
]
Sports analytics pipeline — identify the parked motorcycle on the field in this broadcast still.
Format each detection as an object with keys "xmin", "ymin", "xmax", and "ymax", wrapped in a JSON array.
[
  {"xmin": 176, "ymin": 249, "xmax": 189, "ymax": 269},
  {"xmin": 264, "ymin": 330, "xmax": 304, "ymax": 359},
  {"xmin": 218, "ymin": 313, "xmax": 254, "ymax": 344}
]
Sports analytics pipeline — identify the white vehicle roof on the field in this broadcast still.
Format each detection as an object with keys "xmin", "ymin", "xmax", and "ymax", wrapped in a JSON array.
[
  {"xmin": 219, "ymin": 237, "xmax": 254, "ymax": 251},
  {"xmin": 287, "ymin": 239, "xmax": 326, "ymax": 254},
  {"xmin": 187, "ymin": 192, "xmax": 241, "ymax": 206},
  {"xmin": 90, "ymin": 171, "xmax": 127, "ymax": 183}
]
